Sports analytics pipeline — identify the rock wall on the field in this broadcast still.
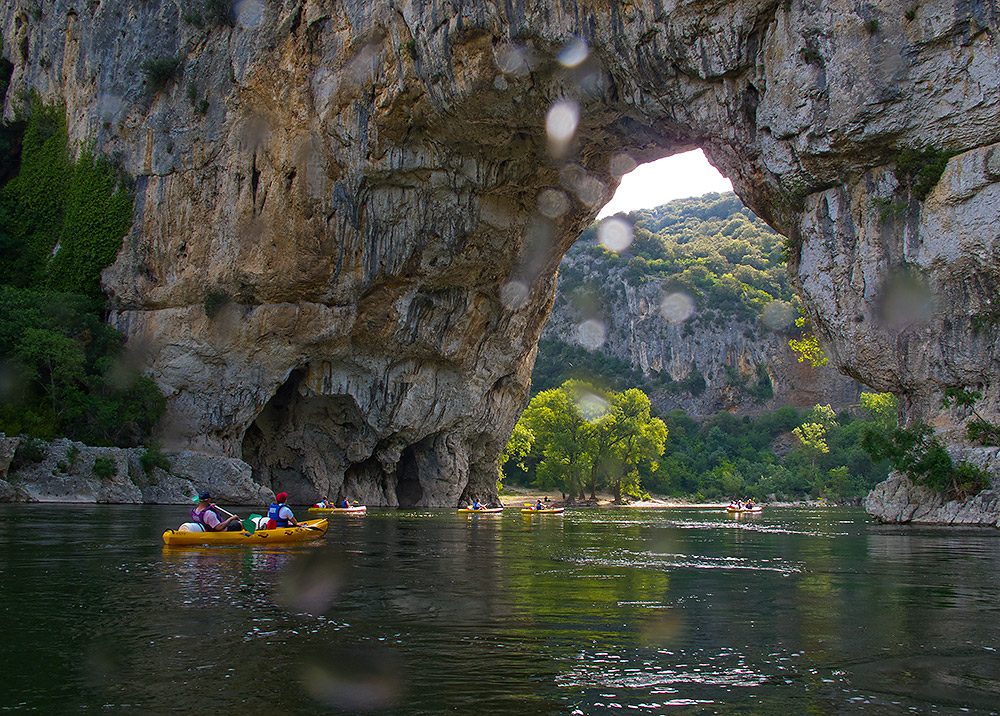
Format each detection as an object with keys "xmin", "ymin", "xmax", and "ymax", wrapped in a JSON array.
[
  {"xmin": 3, "ymin": 1, "xmax": 999, "ymax": 510},
  {"xmin": 0, "ymin": 434, "xmax": 271, "ymax": 505}
]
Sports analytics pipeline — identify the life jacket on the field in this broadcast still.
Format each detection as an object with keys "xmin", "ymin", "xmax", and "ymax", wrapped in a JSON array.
[
  {"xmin": 268, "ymin": 503, "xmax": 290, "ymax": 527},
  {"xmin": 339, "ymin": 499, "xmax": 348, "ymax": 508},
  {"xmin": 191, "ymin": 506, "xmax": 223, "ymax": 531}
]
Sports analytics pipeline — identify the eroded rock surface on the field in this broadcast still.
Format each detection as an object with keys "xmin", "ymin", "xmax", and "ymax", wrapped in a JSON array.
[{"xmin": 3, "ymin": 1, "xmax": 999, "ymax": 509}]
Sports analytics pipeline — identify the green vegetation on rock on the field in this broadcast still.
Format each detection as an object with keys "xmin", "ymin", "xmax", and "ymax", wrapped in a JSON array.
[{"xmin": 0, "ymin": 97, "xmax": 164, "ymax": 447}]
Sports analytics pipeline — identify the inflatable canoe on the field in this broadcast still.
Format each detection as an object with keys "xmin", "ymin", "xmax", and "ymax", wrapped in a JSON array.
[
  {"xmin": 457, "ymin": 507, "xmax": 503, "ymax": 514},
  {"xmin": 162, "ymin": 519, "xmax": 329, "ymax": 545},
  {"xmin": 308, "ymin": 505, "xmax": 367, "ymax": 514},
  {"xmin": 521, "ymin": 507, "xmax": 565, "ymax": 514},
  {"xmin": 726, "ymin": 506, "xmax": 763, "ymax": 513}
]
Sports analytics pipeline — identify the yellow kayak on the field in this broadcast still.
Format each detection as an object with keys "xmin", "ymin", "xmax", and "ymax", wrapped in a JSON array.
[
  {"xmin": 457, "ymin": 507, "xmax": 503, "ymax": 514},
  {"xmin": 521, "ymin": 507, "xmax": 565, "ymax": 514},
  {"xmin": 308, "ymin": 505, "xmax": 367, "ymax": 514},
  {"xmin": 162, "ymin": 519, "xmax": 329, "ymax": 545},
  {"xmin": 726, "ymin": 506, "xmax": 763, "ymax": 513}
]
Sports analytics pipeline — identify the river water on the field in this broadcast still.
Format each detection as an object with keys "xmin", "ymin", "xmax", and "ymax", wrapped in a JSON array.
[{"xmin": 1, "ymin": 505, "xmax": 998, "ymax": 715}]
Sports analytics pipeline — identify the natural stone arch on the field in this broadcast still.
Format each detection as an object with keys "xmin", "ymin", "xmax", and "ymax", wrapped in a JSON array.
[{"xmin": 5, "ymin": 0, "xmax": 999, "ymax": 505}]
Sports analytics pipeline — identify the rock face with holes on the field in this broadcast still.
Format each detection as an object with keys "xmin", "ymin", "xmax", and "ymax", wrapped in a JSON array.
[{"xmin": 3, "ymin": 1, "xmax": 999, "ymax": 512}]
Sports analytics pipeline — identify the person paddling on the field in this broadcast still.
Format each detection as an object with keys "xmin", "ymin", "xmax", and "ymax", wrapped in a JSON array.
[
  {"xmin": 266, "ymin": 492, "xmax": 300, "ymax": 529},
  {"xmin": 192, "ymin": 491, "xmax": 243, "ymax": 532},
  {"xmin": 472, "ymin": 499, "xmax": 484, "ymax": 510}
]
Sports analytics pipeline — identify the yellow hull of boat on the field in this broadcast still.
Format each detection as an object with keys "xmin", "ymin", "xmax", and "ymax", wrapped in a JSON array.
[
  {"xmin": 726, "ymin": 507, "xmax": 763, "ymax": 513},
  {"xmin": 162, "ymin": 519, "xmax": 329, "ymax": 545},
  {"xmin": 521, "ymin": 508, "xmax": 565, "ymax": 514},
  {"xmin": 458, "ymin": 507, "xmax": 503, "ymax": 513}
]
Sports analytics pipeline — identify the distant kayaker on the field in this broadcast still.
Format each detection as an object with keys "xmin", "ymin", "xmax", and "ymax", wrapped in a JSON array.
[
  {"xmin": 266, "ymin": 492, "xmax": 300, "ymax": 529},
  {"xmin": 339, "ymin": 498, "xmax": 349, "ymax": 508},
  {"xmin": 192, "ymin": 491, "xmax": 243, "ymax": 532},
  {"xmin": 315, "ymin": 497, "xmax": 331, "ymax": 508},
  {"xmin": 472, "ymin": 499, "xmax": 484, "ymax": 510},
  {"xmin": 535, "ymin": 500, "xmax": 544, "ymax": 511}
]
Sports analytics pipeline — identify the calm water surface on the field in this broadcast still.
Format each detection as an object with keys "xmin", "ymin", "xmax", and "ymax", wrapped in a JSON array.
[{"xmin": 1, "ymin": 505, "xmax": 998, "ymax": 714}]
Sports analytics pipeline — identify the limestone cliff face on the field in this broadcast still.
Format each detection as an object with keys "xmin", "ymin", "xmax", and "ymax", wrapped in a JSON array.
[
  {"xmin": 542, "ymin": 244, "xmax": 862, "ymax": 418},
  {"xmin": 3, "ymin": 0, "xmax": 999, "ymax": 509}
]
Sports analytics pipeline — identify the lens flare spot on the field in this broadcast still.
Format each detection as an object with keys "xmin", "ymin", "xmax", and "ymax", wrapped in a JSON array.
[
  {"xmin": 660, "ymin": 293, "xmax": 695, "ymax": 323},
  {"xmin": 546, "ymin": 100, "xmax": 579, "ymax": 143},
  {"xmin": 234, "ymin": 0, "xmax": 264, "ymax": 27},
  {"xmin": 577, "ymin": 319, "xmax": 606, "ymax": 350},
  {"xmin": 760, "ymin": 300, "xmax": 795, "ymax": 331},
  {"xmin": 598, "ymin": 217, "xmax": 633, "ymax": 253},
  {"xmin": 609, "ymin": 152, "xmax": 637, "ymax": 178},
  {"xmin": 575, "ymin": 390, "xmax": 610, "ymax": 422},
  {"xmin": 500, "ymin": 280, "xmax": 530, "ymax": 310},
  {"xmin": 558, "ymin": 37, "xmax": 589, "ymax": 67},
  {"xmin": 495, "ymin": 44, "xmax": 529, "ymax": 75},
  {"xmin": 538, "ymin": 188, "xmax": 570, "ymax": 218}
]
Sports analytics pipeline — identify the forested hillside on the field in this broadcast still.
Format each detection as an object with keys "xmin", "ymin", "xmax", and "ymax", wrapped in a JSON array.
[{"xmin": 536, "ymin": 192, "xmax": 861, "ymax": 416}]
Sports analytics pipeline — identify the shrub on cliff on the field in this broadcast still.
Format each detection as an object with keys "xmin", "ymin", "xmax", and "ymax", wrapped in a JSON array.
[{"xmin": 0, "ymin": 100, "xmax": 165, "ymax": 448}]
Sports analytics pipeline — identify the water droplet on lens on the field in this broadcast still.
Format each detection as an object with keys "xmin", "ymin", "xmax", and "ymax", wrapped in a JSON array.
[
  {"xmin": 234, "ymin": 0, "xmax": 264, "ymax": 27},
  {"xmin": 558, "ymin": 37, "xmax": 589, "ymax": 68},
  {"xmin": 538, "ymin": 188, "xmax": 570, "ymax": 218},
  {"xmin": 577, "ymin": 319, "xmax": 606, "ymax": 349},
  {"xmin": 575, "ymin": 389, "xmax": 609, "ymax": 421},
  {"xmin": 760, "ymin": 300, "xmax": 795, "ymax": 331},
  {"xmin": 500, "ymin": 280, "xmax": 530, "ymax": 310},
  {"xmin": 660, "ymin": 293, "xmax": 695, "ymax": 323},
  {"xmin": 495, "ymin": 44, "xmax": 528, "ymax": 75},
  {"xmin": 546, "ymin": 100, "xmax": 579, "ymax": 143},
  {"xmin": 301, "ymin": 646, "xmax": 403, "ymax": 711},
  {"xmin": 277, "ymin": 549, "xmax": 345, "ymax": 615},
  {"xmin": 598, "ymin": 217, "xmax": 633, "ymax": 253},
  {"xmin": 609, "ymin": 152, "xmax": 637, "ymax": 178}
]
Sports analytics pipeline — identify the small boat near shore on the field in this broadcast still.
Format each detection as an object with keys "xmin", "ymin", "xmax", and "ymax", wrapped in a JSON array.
[
  {"xmin": 162, "ymin": 519, "xmax": 329, "ymax": 545},
  {"xmin": 458, "ymin": 507, "xmax": 504, "ymax": 514},
  {"xmin": 521, "ymin": 507, "xmax": 565, "ymax": 514},
  {"xmin": 308, "ymin": 505, "xmax": 367, "ymax": 514},
  {"xmin": 726, "ymin": 504, "xmax": 763, "ymax": 513}
]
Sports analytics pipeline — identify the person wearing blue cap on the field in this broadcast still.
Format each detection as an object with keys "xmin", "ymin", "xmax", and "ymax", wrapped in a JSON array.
[{"xmin": 191, "ymin": 491, "xmax": 243, "ymax": 531}]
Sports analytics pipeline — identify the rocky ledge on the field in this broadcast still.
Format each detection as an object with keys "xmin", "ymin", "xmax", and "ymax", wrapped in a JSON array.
[{"xmin": 0, "ymin": 434, "xmax": 271, "ymax": 505}]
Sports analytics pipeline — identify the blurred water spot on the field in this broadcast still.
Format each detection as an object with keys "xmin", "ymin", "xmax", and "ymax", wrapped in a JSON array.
[
  {"xmin": 577, "ymin": 319, "xmax": 606, "ymax": 350},
  {"xmin": 640, "ymin": 608, "xmax": 685, "ymax": 644},
  {"xmin": 560, "ymin": 164, "xmax": 606, "ymax": 207},
  {"xmin": 494, "ymin": 44, "xmax": 529, "ymax": 76},
  {"xmin": 538, "ymin": 188, "xmax": 570, "ymax": 219},
  {"xmin": 301, "ymin": 646, "xmax": 403, "ymax": 712},
  {"xmin": 0, "ymin": 360, "xmax": 24, "ymax": 401},
  {"xmin": 598, "ymin": 217, "xmax": 633, "ymax": 253},
  {"xmin": 493, "ymin": 75, "xmax": 509, "ymax": 91},
  {"xmin": 234, "ymin": 0, "xmax": 264, "ymax": 27},
  {"xmin": 880, "ymin": 269, "xmax": 932, "ymax": 326},
  {"xmin": 500, "ymin": 280, "xmax": 530, "ymax": 310},
  {"xmin": 558, "ymin": 37, "xmax": 589, "ymax": 68},
  {"xmin": 575, "ymin": 389, "xmax": 609, "ymax": 421},
  {"xmin": 345, "ymin": 43, "xmax": 380, "ymax": 88},
  {"xmin": 546, "ymin": 100, "xmax": 579, "ymax": 157},
  {"xmin": 660, "ymin": 293, "xmax": 695, "ymax": 323},
  {"xmin": 277, "ymin": 548, "xmax": 345, "ymax": 615},
  {"xmin": 760, "ymin": 300, "xmax": 795, "ymax": 331},
  {"xmin": 97, "ymin": 92, "xmax": 122, "ymax": 125},
  {"xmin": 609, "ymin": 152, "xmax": 637, "ymax": 178}
]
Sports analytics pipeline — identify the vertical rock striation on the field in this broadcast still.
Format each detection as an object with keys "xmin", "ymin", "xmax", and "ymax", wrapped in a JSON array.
[{"xmin": 3, "ymin": 1, "xmax": 999, "ymax": 510}]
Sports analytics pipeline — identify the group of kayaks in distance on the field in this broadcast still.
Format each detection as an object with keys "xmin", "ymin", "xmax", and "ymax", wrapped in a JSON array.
[{"xmin": 163, "ymin": 493, "xmax": 758, "ymax": 545}]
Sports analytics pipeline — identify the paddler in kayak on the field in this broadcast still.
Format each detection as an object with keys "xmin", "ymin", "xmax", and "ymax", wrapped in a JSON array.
[
  {"xmin": 266, "ymin": 492, "xmax": 301, "ymax": 529},
  {"xmin": 314, "ymin": 496, "xmax": 332, "ymax": 508},
  {"xmin": 472, "ymin": 499, "xmax": 485, "ymax": 510},
  {"xmin": 192, "ymin": 491, "xmax": 243, "ymax": 531}
]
